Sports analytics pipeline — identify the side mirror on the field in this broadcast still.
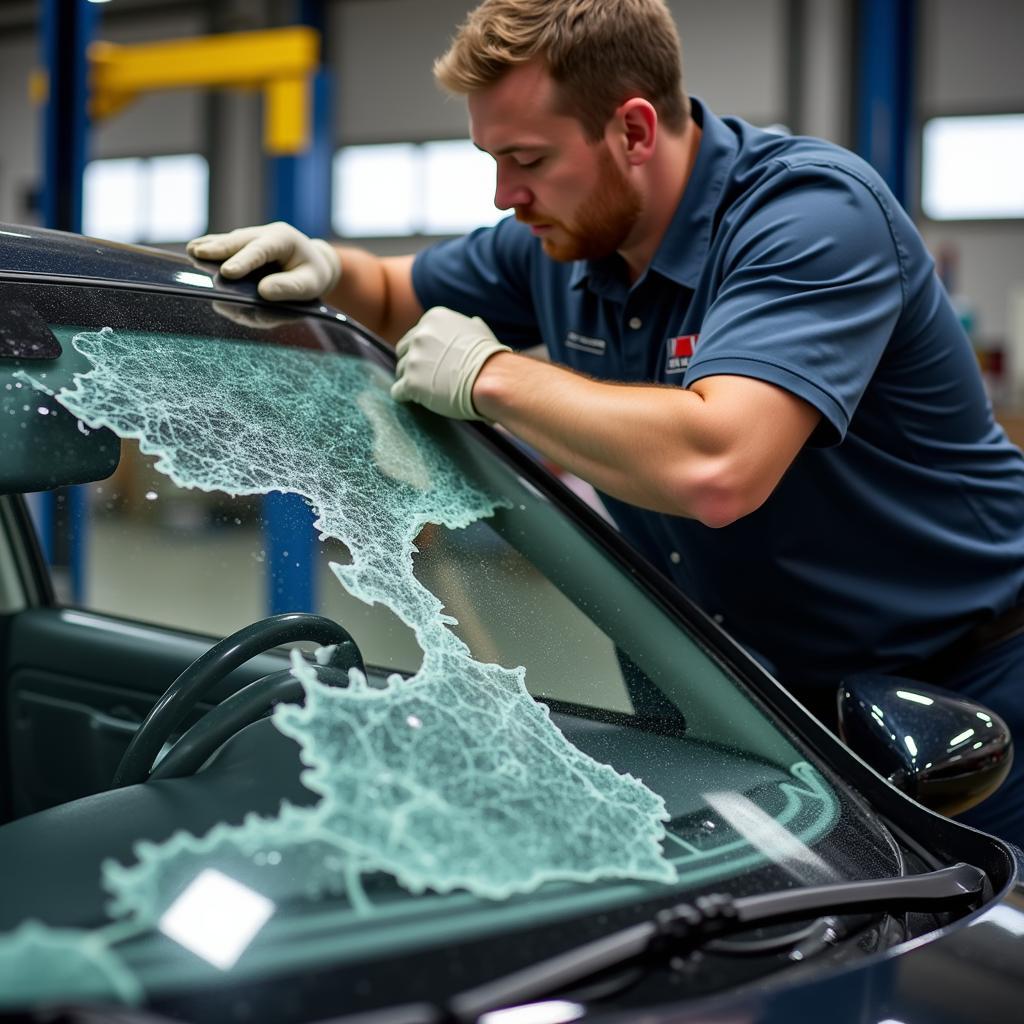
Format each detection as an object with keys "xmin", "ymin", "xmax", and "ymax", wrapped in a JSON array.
[
  {"xmin": 838, "ymin": 674, "xmax": 1013, "ymax": 817},
  {"xmin": 0, "ymin": 310, "xmax": 120, "ymax": 494}
]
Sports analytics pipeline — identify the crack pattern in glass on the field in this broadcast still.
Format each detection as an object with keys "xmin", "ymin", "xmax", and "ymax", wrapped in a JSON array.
[{"xmin": 2, "ymin": 326, "xmax": 677, "ymax": 1002}]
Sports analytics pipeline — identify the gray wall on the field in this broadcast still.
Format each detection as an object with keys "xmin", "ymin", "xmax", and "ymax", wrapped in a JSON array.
[{"xmin": 0, "ymin": 0, "xmax": 1021, "ymax": 342}]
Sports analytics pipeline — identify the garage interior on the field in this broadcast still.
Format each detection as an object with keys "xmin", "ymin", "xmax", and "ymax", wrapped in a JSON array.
[
  {"xmin": 0, "ymin": 2, "xmax": 1023, "ymax": 1018},
  {"xmin": 2, "ymin": 0, "xmax": 1021, "ymax": 633}
]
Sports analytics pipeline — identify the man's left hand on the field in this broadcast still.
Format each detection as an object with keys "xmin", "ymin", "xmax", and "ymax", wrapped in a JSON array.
[{"xmin": 390, "ymin": 307, "xmax": 511, "ymax": 420}]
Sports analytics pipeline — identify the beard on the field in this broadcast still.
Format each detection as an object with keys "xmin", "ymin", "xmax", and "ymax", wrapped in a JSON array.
[{"xmin": 517, "ymin": 145, "xmax": 644, "ymax": 263}]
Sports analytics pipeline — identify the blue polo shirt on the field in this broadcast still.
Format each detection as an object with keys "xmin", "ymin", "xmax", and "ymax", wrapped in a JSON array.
[{"xmin": 411, "ymin": 98, "xmax": 1024, "ymax": 687}]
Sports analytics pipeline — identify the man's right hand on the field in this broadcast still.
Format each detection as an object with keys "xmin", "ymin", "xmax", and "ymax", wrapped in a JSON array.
[{"xmin": 187, "ymin": 222, "xmax": 341, "ymax": 302}]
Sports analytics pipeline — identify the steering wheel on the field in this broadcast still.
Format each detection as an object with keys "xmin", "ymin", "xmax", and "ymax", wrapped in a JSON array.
[{"xmin": 113, "ymin": 613, "xmax": 365, "ymax": 787}]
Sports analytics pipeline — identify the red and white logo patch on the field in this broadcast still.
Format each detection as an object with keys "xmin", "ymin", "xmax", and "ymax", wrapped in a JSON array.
[{"xmin": 665, "ymin": 334, "xmax": 698, "ymax": 374}]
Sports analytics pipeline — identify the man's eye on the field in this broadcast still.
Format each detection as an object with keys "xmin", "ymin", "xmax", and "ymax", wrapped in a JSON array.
[{"xmin": 518, "ymin": 157, "xmax": 544, "ymax": 169}]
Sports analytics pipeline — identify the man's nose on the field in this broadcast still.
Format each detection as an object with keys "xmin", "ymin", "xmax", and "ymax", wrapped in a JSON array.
[{"xmin": 494, "ymin": 171, "xmax": 531, "ymax": 211}]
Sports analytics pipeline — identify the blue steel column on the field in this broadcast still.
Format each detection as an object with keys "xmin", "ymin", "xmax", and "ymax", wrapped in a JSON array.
[
  {"xmin": 40, "ymin": 0, "xmax": 97, "ymax": 601},
  {"xmin": 263, "ymin": 7, "xmax": 332, "ymax": 615},
  {"xmin": 854, "ymin": 0, "xmax": 916, "ymax": 209}
]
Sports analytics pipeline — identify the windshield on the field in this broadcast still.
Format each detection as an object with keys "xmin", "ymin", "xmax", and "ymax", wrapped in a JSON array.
[{"xmin": 0, "ymin": 281, "xmax": 902, "ymax": 1016}]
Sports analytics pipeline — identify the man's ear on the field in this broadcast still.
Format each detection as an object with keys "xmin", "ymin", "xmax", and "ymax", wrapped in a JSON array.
[{"xmin": 614, "ymin": 98, "xmax": 658, "ymax": 165}]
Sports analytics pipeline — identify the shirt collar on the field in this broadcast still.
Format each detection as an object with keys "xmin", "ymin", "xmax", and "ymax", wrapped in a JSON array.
[
  {"xmin": 649, "ymin": 98, "xmax": 737, "ymax": 288},
  {"xmin": 570, "ymin": 97, "xmax": 738, "ymax": 295}
]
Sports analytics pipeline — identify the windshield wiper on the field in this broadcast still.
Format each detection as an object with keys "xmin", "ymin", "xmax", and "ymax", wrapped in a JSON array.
[{"xmin": 448, "ymin": 862, "xmax": 987, "ymax": 1021}]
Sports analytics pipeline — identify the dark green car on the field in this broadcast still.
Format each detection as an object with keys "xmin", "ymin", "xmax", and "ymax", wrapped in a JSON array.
[{"xmin": 0, "ymin": 225, "xmax": 1020, "ymax": 1024}]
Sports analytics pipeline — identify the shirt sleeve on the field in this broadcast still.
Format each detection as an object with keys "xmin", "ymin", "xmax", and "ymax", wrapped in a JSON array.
[
  {"xmin": 684, "ymin": 161, "xmax": 906, "ymax": 447},
  {"xmin": 411, "ymin": 216, "xmax": 544, "ymax": 349}
]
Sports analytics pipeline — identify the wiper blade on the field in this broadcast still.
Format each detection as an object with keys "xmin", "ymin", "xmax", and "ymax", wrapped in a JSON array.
[{"xmin": 449, "ymin": 862, "xmax": 986, "ymax": 1021}]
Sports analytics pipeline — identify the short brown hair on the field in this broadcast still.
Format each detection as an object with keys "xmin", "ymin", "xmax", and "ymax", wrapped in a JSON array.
[{"xmin": 434, "ymin": 0, "xmax": 689, "ymax": 140}]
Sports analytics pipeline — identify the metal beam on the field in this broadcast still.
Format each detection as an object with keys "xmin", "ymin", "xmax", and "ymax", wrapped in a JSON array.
[
  {"xmin": 263, "ymin": 3, "xmax": 332, "ymax": 616},
  {"xmin": 853, "ymin": 0, "xmax": 916, "ymax": 209},
  {"xmin": 89, "ymin": 26, "xmax": 320, "ymax": 155},
  {"xmin": 39, "ymin": 0, "xmax": 96, "ymax": 603}
]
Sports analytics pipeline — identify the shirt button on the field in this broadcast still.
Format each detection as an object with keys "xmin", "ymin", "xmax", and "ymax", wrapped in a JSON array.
[
  {"xmin": 713, "ymin": 613, "xmax": 725, "ymax": 624},
  {"xmin": 628, "ymin": 316, "xmax": 643, "ymax": 330},
  {"xmin": 669, "ymin": 551, "xmax": 681, "ymax": 564}
]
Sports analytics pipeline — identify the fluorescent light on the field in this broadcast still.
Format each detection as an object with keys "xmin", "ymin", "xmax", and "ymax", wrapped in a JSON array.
[{"xmin": 158, "ymin": 868, "xmax": 275, "ymax": 970}]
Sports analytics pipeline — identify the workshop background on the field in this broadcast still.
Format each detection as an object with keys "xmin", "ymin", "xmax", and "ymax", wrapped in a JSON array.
[
  {"xmin": 0, "ymin": 0, "xmax": 1022, "ymax": 635},
  {"xmin": 1, "ymin": 0, "xmax": 1021, "ymax": 354}
]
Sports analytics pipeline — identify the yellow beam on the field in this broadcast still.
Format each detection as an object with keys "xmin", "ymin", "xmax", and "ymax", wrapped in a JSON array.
[
  {"xmin": 265, "ymin": 75, "xmax": 310, "ymax": 156},
  {"xmin": 90, "ymin": 27, "xmax": 318, "ymax": 95},
  {"xmin": 86, "ymin": 27, "xmax": 320, "ymax": 154}
]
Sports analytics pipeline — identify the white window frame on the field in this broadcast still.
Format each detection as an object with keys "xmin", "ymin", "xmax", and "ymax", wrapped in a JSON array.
[
  {"xmin": 921, "ymin": 113, "xmax": 1024, "ymax": 221},
  {"xmin": 332, "ymin": 140, "xmax": 505, "ymax": 239},
  {"xmin": 83, "ymin": 153, "xmax": 210, "ymax": 244}
]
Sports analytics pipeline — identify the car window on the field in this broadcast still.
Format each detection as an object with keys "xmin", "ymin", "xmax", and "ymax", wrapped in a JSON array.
[{"xmin": 0, "ymin": 281, "xmax": 902, "ymax": 1011}]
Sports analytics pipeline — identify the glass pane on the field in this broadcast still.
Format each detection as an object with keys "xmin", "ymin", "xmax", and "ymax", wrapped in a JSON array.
[
  {"xmin": 83, "ymin": 158, "xmax": 146, "ymax": 243},
  {"xmin": 332, "ymin": 143, "xmax": 419, "ymax": 237},
  {"xmin": 421, "ymin": 139, "xmax": 505, "ymax": 234},
  {"xmin": 922, "ymin": 114, "xmax": 1024, "ymax": 219},
  {"xmin": 147, "ymin": 154, "xmax": 209, "ymax": 242},
  {"xmin": 0, "ymin": 281, "xmax": 903, "ymax": 1013}
]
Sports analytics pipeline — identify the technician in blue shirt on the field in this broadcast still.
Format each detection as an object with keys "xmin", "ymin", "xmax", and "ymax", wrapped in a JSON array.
[{"xmin": 189, "ymin": 0, "xmax": 1024, "ymax": 842}]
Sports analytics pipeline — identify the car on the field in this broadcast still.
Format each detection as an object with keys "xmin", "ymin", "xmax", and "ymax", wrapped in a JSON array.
[{"xmin": 0, "ymin": 222, "xmax": 1021, "ymax": 1024}]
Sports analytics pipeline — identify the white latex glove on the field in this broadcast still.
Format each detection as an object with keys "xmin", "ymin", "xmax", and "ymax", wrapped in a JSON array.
[
  {"xmin": 391, "ymin": 307, "xmax": 511, "ymax": 420},
  {"xmin": 186, "ymin": 222, "xmax": 341, "ymax": 302}
]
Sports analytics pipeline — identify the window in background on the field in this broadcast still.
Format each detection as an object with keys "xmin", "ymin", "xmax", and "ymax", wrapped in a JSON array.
[
  {"xmin": 333, "ymin": 140, "xmax": 505, "ymax": 238},
  {"xmin": 333, "ymin": 143, "xmax": 419, "ymax": 237},
  {"xmin": 922, "ymin": 114, "xmax": 1024, "ymax": 220},
  {"xmin": 83, "ymin": 154, "xmax": 209, "ymax": 243}
]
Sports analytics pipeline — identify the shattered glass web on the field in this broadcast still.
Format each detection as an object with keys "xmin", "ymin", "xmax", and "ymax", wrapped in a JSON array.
[
  {"xmin": 0, "ymin": 327, "xmax": 845, "ymax": 1003},
  {"xmin": 0, "ymin": 325, "xmax": 679, "ymax": 1000},
  {"xmin": 50, "ymin": 326, "xmax": 675, "ymax": 910}
]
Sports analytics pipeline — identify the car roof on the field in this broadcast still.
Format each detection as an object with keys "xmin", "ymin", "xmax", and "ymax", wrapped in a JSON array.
[{"xmin": 0, "ymin": 222, "xmax": 279, "ymax": 304}]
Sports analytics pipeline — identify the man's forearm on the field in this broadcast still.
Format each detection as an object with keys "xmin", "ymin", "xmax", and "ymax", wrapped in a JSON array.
[
  {"xmin": 471, "ymin": 352, "xmax": 819, "ymax": 527},
  {"xmin": 324, "ymin": 248, "xmax": 421, "ymax": 344},
  {"xmin": 472, "ymin": 352, "xmax": 715, "ymax": 518}
]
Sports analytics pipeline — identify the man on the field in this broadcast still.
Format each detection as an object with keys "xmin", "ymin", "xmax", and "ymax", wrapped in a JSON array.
[{"xmin": 189, "ymin": 0, "xmax": 1024, "ymax": 842}]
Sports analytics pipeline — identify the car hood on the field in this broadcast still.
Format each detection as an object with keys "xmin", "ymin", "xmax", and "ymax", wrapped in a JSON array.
[{"xmin": 595, "ymin": 866, "xmax": 1024, "ymax": 1024}]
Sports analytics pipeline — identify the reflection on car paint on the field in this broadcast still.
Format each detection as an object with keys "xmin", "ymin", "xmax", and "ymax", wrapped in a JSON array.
[{"xmin": 2, "ymin": 326, "xmax": 679, "ymax": 1000}]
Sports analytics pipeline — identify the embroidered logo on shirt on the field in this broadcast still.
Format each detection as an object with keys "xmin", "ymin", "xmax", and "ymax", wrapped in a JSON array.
[
  {"xmin": 565, "ymin": 330, "xmax": 607, "ymax": 356},
  {"xmin": 665, "ymin": 334, "xmax": 698, "ymax": 374}
]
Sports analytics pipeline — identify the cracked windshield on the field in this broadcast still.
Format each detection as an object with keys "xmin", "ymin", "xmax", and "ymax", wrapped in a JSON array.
[{"xmin": 0, "ymin": 283, "xmax": 899, "ymax": 1010}]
